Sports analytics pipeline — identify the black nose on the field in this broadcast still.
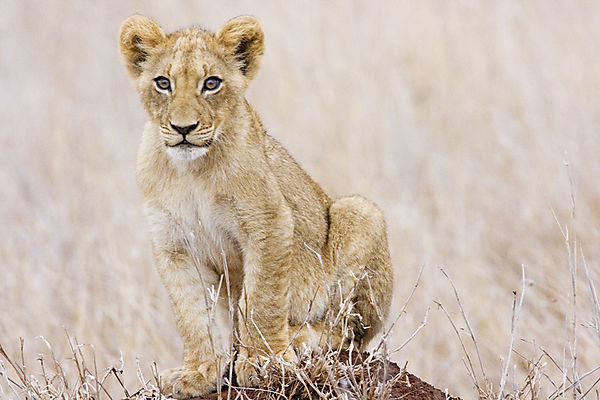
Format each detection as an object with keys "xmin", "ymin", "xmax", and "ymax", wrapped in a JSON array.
[{"xmin": 170, "ymin": 122, "xmax": 199, "ymax": 136}]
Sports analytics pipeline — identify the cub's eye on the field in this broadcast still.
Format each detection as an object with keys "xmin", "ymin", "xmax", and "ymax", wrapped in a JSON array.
[
  {"xmin": 203, "ymin": 77, "xmax": 222, "ymax": 92},
  {"xmin": 153, "ymin": 76, "xmax": 171, "ymax": 91}
]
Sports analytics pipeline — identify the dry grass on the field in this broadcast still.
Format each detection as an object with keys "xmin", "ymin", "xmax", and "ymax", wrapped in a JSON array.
[
  {"xmin": 0, "ymin": 337, "xmax": 404, "ymax": 400},
  {"xmin": 0, "ymin": 274, "xmax": 408, "ymax": 400},
  {"xmin": 2, "ymin": 1, "xmax": 600, "ymax": 399}
]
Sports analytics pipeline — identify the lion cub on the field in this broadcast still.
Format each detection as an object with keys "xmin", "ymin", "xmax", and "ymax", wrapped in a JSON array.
[{"xmin": 120, "ymin": 15, "xmax": 393, "ymax": 398}]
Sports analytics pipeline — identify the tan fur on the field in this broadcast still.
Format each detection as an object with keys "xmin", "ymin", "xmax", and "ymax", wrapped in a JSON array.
[{"xmin": 119, "ymin": 15, "xmax": 393, "ymax": 398}]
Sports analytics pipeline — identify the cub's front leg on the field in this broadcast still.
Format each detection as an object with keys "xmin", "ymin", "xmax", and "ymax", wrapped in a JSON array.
[
  {"xmin": 234, "ymin": 198, "xmax": 297, "ymax": 387},
  {"xmin": 154, "ymin": 248, "xmax": 231, "ymax": 398},
  {"xmin": 149, "ymin": 212, "xmax": 231, "ymax": 398}
]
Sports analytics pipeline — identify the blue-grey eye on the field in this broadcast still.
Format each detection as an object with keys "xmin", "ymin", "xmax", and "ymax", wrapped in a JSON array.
[
  {"xmin": 154, "ymin": 76, "xmax": 171, "ymax": 91},
  {"xmin": 203, "ymin": 77, "xmax": 222, "ymax": 91}
]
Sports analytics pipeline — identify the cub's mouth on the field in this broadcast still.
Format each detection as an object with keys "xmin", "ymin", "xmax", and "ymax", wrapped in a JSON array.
[
  {"xmin": 164, "ymin": 134, "xmax": 216, "ymax": 162},
  {"xmin": 168, "ymin": 137, "xmax": 214, "ymax": 148}
]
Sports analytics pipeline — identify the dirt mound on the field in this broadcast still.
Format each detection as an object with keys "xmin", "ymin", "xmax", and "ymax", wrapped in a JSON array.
[{"xmin": 191, "ymin": 352, "xmax": 459, "ymax": 400}]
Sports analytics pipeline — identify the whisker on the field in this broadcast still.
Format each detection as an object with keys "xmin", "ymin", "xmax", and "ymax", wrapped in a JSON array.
[
  {"xmin": 197, "ymin": 124, "xmax": 215, "ymax": 135},
  {"xmin": 188, "ymin": 133, "xmax": 213, "ymax": 142}
]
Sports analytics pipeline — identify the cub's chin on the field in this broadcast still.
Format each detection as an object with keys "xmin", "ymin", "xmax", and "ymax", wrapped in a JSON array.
[{"xmin": 165, "ymin": 143, "xmax": 209, "ymax": 161}]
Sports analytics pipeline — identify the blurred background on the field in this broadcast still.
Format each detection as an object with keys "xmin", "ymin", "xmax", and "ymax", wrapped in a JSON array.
[{"xmin": 2, "ymin": 1, "xmax": 600, "ymax": 398}]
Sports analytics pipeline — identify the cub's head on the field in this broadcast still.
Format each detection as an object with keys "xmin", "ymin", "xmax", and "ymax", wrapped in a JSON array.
[{"xmin": 120, "ymin": 15, "xmax": 264, "ymax": 161}]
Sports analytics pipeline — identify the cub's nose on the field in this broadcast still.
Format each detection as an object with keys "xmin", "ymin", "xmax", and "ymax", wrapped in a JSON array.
[{"xmin": 170, "ymin": 122, "xmax": 199, "ymax": 135}]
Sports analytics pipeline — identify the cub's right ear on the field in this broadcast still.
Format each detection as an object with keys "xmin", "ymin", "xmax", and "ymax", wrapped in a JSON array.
[{"xmin": 119, "ymin": 15, "xmax": 165, "ymax": 78}]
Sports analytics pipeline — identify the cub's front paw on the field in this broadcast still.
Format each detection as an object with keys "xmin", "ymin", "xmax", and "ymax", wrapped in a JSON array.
[
  {"xmin": 235, "ymin": 348, "xmax": 297, "ymax": 388},
  {"xmin": 160, "ymin": 367, "xmax": 217, "ymax": 399},
  {"xmin": 234, "ymin": 356, "xmax": 261, "ymax": 388}
]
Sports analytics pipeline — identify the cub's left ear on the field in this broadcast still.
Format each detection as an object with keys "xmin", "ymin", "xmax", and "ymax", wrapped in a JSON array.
[{"xmin": 217, "ymin": 16, "xmax": 265, "ymax": 80}]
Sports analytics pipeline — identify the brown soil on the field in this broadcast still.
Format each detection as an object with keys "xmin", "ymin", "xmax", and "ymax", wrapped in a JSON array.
[{"xmin": 190, "ymin": 352, "xmax": 459, "ymax": 400}]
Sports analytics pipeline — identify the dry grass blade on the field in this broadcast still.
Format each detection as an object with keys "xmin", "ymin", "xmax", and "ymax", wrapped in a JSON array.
[
  {"xmin": 376, "ymin": 264, "xmax": 425, "ymax": 355},
  {"xmin": 581, "ymin": 249, "xmax": 600, "ymax": 345},
  {"xmin": 390, "ymin": 308, "xmax": 429, "ymax": 354},
  {"xmin": 0, "ymin": 344, "xmax": 27, "ymax": 389},
  {"xmin": 497, "ymin": 265, "xmax": 526, "ymax": 400},
  {"xmin": 440, "ymin": 268, "xmax": 488, "ymax": 388},
  {"xmin": 433, "ymin": 299, "xmax": 481, "ymax": 395},
  {"xmin": 547, "ymin": 365, "xmax": 600, "ymax": 400}
]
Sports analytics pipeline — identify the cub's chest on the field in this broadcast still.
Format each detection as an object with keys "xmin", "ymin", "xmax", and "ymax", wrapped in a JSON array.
[{"xmin": 150, "ymin": 184, "xmax": 241, "ymax": 268}]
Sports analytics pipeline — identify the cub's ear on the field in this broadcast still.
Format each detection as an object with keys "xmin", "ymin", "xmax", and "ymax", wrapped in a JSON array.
[
  {"xmin": 217, "ymin": 16, "xmax": 264, "ymax": 80},
  {"xmin": 119, "ymin": 15, "xmax": 166, "ymax": 78}
]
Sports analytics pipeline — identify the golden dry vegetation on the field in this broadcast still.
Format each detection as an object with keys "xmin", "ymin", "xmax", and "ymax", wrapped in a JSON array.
[{"xmin": 1, "ymin": 1, "xmax": 600, "ymax": 398}]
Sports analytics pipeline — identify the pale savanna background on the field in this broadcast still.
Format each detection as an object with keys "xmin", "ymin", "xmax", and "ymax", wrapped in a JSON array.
[{"xmin": 2, "ymin": 1, "xmax": 600, "ymax": 398}]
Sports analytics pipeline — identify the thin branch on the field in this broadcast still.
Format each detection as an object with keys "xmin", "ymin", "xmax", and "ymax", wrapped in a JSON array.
[
  {"xmin": 440, "ymin": 268, "xmax": 488, "ymax": 386},
  {"xmin": 498, "ymin": 264, "xmax": 526, "ymax": 400},
  {"xmin": 434, "ymin": 300, "xmax": 481, "ymax": 392},
  {"xmin": 376, "ymin": 264, "xmax": 425, "ymax": 354},
  {"xmin": 390, "ymin": 308, "xmax": 429, "ymax": 354}
]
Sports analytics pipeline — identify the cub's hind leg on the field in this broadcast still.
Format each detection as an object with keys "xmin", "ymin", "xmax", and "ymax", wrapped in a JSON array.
[{"xmin": 325, "ymin": 195, "xmax": 393, "ymax": 348}]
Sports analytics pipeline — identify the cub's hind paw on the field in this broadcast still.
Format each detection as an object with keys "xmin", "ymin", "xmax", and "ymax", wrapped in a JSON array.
[{"xmin": 160, "ymin": 367, "xmax": 217, "ymax": 399}]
